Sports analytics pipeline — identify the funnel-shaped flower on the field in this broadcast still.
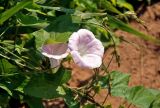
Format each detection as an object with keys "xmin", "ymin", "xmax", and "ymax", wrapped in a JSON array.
[
  {"xmin": 68, "ymin": 29, "xmax": 104, "ymax": 69},
  {"xmin": 42, "ymin": 43, "xmax": 68, "ymax": 68}
]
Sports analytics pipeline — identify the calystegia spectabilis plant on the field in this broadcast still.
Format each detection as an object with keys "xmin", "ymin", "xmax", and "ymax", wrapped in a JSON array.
[{"xmin": 0, "ymin": 0, "xmax": 160, "ymax": 108}]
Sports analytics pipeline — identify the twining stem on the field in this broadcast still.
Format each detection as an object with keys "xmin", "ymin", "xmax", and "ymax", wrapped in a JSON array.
[
  {"xmin": 0, "ymin": 73, "xmax": 19, "ymax": 77},
  {"xmin": 127, "ymin": 103, "xmax": 132, "ymax": 108},
  {"xmin": 85, "ymin": 68, "xmax": 99, "ymax": 96},
  {"xmin": 102, "ymin": 92, "xmax": 109, "ymax": 105},
  {"xmin": 0, "ymin": 44, "xmax": 41, "ymax": 70},
  {"xmin": 102, "ymin": 52, "xmax": 114, "ymax": 75},
  {"xmin": 0, "ymin": 45, "xmax": 25, "ymax": 62},
  {"xmin": 69, "ymin": 87, "xmax": 104, "ymax": 108}
]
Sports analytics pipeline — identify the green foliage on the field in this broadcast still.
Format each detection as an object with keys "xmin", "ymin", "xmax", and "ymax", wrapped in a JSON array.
[
  {"xmin": 16, "ymin": 13, "xmax": 48, "ymax": 27},
  {"xmin": 150, "ymin": 94, "xmax": 160, "ymax": 108},
  {"xmin": 64, "ymin": 88, "xmax": 81, "ymax": 108},
  {"xmin": 24, "ymin": 96, "xmax": 44, "ymax": 108},
  {"xmin": 107, "ymin": 15, "xmax": 160, "ymax": 44},
  {"xmin": 116, "ymin": 0, "xmax": 134, "ymax": 11},
  {"xmin": 0, "ymin": 0, "xmax": 32, "ymax": 25},
  {"xmin": 109, "ymin": 71, "xmax": 130, "ymax": 97},
  {"xmin": 83, "ymin": 104, "xmax": 96, "ymax": 108},
  {"xmin": 100, "ymin": 71, "xmax": 160, "ymax": 108},
  {"xmin": 24, "ymin": 67, "xmax": 71, "ymax": 99}
]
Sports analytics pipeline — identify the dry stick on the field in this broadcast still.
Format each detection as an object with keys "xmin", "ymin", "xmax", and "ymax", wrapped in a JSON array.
[
  {"xmin": 101, "ymin": 61, "xmax": 113, "ymax": 105},
  {"xmin": 127, "ymin": 103, "xmax": 132, "ymax": 108},
  {"xmin": 103, "ymin": 23, "xmax": 120, "ymax": 67},
  {"xmin": 70, "ymin": 87, "xmax": 104, "ymax": 108},
  {"xmin": 101, "ymin": 25, "xmax": 118, "ymax": 105},
  {"xmin": 102, "ymin": 92, "xmax": 109, "ymax": 105},
  {"xmin": 103, "ymin": 72, "xmax": 112, "ymax": 105},
  {"xmin": 102, "ymin": 53, "xmax": 114, "ymax": 75},
  {"xmin": 86, "ymin": 69, "xmax": 99, "ymax": 97},
  {"xmin": 140, "ymin": 45, "xmax": 144, "ymax": 85},
  {"xmin": 86, "ymin": 94, "xmax": 104, "ymax": 108}
]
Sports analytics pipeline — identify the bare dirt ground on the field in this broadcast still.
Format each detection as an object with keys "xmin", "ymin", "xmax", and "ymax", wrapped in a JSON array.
[{"xmin": 45, "ymin": 2, "xmax": 160, "ymax": 108}]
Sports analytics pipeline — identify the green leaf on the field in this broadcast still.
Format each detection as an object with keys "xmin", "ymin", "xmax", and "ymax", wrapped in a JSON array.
[
  {"xmin": 40, "ymin": 6, "xmax": 75, "ymax": 14},
  {"xmin": 110, "ymin": 71, "xmax": 130, "ymax": 97},
  {"xmin": 0, "ymin": 59, "xmax": 17, "ymax": 74},
  {"xmin": 45, "ymin": 15, "xmax": 80, "ymax": 42},
  {"xmin": 149, "ymin": 94, "xmax": 160, "ymax": 108},
  {"xmin": 102, "ymin": 71, "xmax": 160, "ymax": 108},
  {"xmin": 16, "ymin": 13, "xmax": 48, "ymax": 27},
  {"xmin": 23, "ymin": 49, "xmax": 43, "ymax": 67},
  {"xmin": 24, "ymin": 96, "xmax": 44, "ymax": 108},
  {"xmin": 33, "ymin": 29, "xmax": 66, "ymax": 49},
  {"xmin": 110, "ymin": 71, "xmax": 130, "ymax": 87},
  {"xmin": 0, "ymin": 0, "xmax": 32, "ymax": 25},
  {"xmin": 148, "ymin": 89, "xmax": 160, "ymax": 96},
  {"xmin": 24, "ymin": 67, "xmax": 71, "ymax": 99},
  {"xmin": 107, "ymin": 15, "xmax": 160, "ymax": 45},
  {"xmin": 76, "ymin": 0, "xmax": 97, "ymax": 11},
  {"xmin": 99, "ymin": 71, "xmax": 130, "ymax": 97},
  {"xmin": 56, "ymin": 67, "xmax": 71, "ymax": 85},
  {"xmin": 100, "ymin": 0, "xmax": 121, "ymax": 14},
  {"xmin": 0, "ymin": 92, "xmax": 9, "ymax": 107},
  {"xmin": 64, "ymin": 88, "xmax": 80, "ymax": 108},
  {"xmin": 0, "ymin": 26, "xmax": 40, "ymax": 37},
  {"xmin": 32, "ymin": 29, "xmax": 50, "ymax": 49},
  {"xmin": 0, "ymin": 84, "xmax": 12, "ymax": 96},
  {"xmin": 33, "ymin": 15, "xmax": 80, "ymax": 49},
  {"xmin": 24, "ymin": 74, "xmax": 61, "ymax": 99},
  {"xmin": 110, "ymin": 0, "xmax": 116, "ymax": 6},
  {"xmin": 2, "ymin": 74, "xmax": 26, "ymax": 90},
  {"xmin": 119, "ymin": 105, "xmax": 125, "ymax": 108},
  {"xmin": 126, "ymin": 86, "xmax": 155, "ymax": 108},
  {"xmin": 56, "ymin": 86, "xmax": 66, "ymax": 95},
  {"xmin": 83, "ymin": 104, "xmax": 96, "ymax": 108},
  {"xmin": 117, "ymin": 0, "xmax": 134, "ymax": 11},
  {"xmin": 104, "ymin": 104, "xmax": 112, "ymax": 108},
  {"xmin": 0, "ymin": 59, "xmax": 26, "ymax": 90},
  {"xmin": 98, "ymin": 75, "xmax": 109, "ymax": 88}
]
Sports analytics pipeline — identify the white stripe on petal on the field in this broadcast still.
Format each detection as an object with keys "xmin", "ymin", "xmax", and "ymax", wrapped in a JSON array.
[{"xmin": 42, "ymin": 51, "xmax": 69, "ymax": 59}]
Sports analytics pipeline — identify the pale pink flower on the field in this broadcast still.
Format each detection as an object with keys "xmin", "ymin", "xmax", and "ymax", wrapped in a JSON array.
[
  {"xmin": 42, "ymin": 43, "xmax": 68, "ymax": 68},
  {"xmin": 68, "ymin": 29, "xmax": 104, "ymax": 69}
]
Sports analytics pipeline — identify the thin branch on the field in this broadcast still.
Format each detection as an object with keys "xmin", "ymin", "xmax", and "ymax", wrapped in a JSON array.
[{"xmin": 102, "ymin": 91, "xmax": 109, "ymax": 105}]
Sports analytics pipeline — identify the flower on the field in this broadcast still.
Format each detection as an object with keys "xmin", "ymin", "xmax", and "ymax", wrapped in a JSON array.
[
  {"xmin": 68, "ymin": 29, "xmax": 104, "ymax": 69},
  {"xmin": 41, "ymin": 29, "xmax": 104, "ymax": 69},
  {"xmin": 42, "ymin": 43, "xmax": 69, "ymax": 68}
]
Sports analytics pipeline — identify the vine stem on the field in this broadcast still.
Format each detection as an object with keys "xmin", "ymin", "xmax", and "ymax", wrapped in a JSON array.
[
  {"xmin": 127, "ymin": 103, "xmax": 132, "ymax": 108},
  {"xmin": 102, "ymin": 92, "xmax": 109, "ymax": 105},
  {"xmin": 64, "ymin": 84, "xmax": 104, "ymax": 108},
  {"xmin": 102, "ymin": 52, "xmax": 114, "ymax": 75}
]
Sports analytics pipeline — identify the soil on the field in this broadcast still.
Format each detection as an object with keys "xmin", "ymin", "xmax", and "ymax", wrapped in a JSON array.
[{"xmin": 44, "ymin": 2, "xmax": 160, "ymax": 108}]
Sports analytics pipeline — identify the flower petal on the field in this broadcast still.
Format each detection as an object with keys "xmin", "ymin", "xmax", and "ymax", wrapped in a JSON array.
[
  {"xmin": 85, "ymin": 39, "xmax": 104, "ymax": 57},
  {"xmin": 77, "ymin": 29, "xmax": 95, "ymax": 44},
  {"xmin": 70, "ymin": 51, "xmax": 102, "ymax": 69},
  {"xmin": 42, "ymin": 43, "xmax": 69, "ymax": 59},
  {"xmin": 68, "ymin": 29, "xmax": 104, "ymax": 69},
  {"xmin": 49, "ymin": 58, "xmax": 60, "ymax": 68},
  {"xmin": 68, "ymin": 32, "xmax": 79, "ymax": 51},
  {"xmin": 68, "ymin": 29, "xmax": 96, "ymax": 51}
]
